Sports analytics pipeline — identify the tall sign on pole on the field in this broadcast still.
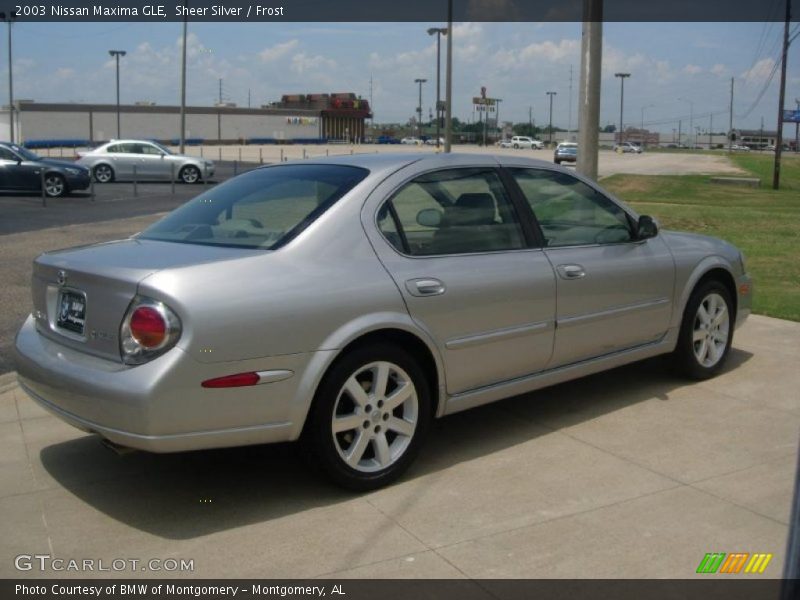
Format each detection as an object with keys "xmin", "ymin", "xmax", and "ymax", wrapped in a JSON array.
[{"xmin": 773, "ymin": 0, "xmax": 792, "ymax": 190}]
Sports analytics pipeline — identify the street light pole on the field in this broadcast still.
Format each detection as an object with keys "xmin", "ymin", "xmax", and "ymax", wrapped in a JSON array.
[
  {"xmin": 615, "ymin": 72, "xmax": 631, "ymax": 144},
  {"xmin": 427, "ymin": 27, "xmax": 447, "ymax": 148},
  {"xmin": 546, "ymin": 91, "xmax": 557, "ymax": 145},
  {"xmin": 0, "ymin": 12, "xmax": 15, "ymax": 143},
  {"xmin": 414, "ymin": 78, "xmax": 427, "ymax": 139},
  {"xmin": 108, "ymin": 50, "xmax": 127, "ymax": 139}
]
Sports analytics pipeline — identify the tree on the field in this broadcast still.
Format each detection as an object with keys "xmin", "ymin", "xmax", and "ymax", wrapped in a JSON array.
[{"xmin": 601, "ymin": 124, "xmax": 617, "ymax": 133}]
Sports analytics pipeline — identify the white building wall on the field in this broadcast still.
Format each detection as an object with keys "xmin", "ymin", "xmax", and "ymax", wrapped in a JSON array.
[{"xmin": 14, "ymin": 108, "xmax": 320, "ymax": 143}]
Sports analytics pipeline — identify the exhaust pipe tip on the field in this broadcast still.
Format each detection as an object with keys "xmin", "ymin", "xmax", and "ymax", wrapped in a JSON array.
[{"xmin": 100, "ymin": 437, "xmax": 137, "ymax": 456}]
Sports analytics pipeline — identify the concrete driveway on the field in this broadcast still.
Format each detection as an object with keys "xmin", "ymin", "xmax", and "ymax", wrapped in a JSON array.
[{"xmin": 1, "ymin": 315, "xmax": 797, "ymax": 579}]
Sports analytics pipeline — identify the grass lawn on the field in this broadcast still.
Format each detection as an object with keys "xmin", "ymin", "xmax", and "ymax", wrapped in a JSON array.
[{"xmin": 601, "ymin": 153, "xmax": 800, "ymax": 321}]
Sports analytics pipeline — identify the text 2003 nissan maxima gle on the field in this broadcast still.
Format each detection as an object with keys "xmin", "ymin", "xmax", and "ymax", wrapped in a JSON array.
[{"xmin": 14, "ymin": 153, "xmax": 752, "ymax": 490}]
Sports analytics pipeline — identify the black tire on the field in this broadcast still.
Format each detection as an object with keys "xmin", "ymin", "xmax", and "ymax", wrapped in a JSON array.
[
  {"xmin": 179, "ymin": 165, "xmax": 201, "ymax": 184},
  {"xmin": 43, "ymin": 173, "xmax": 66, "ymax": 198},
  {"xmin": 305, "ymin": 344, "xmax": 432, "ymax": 491},
  {"xmin": 673, "ymin": 279, "xmax": 734, "ymax": 380},
  {"xmin": 513, "ymin": 143, "xmax": 520, "ymax": 149},
  {"xmin": 93, "ymin": 164, "xmax": 114, "ymax": 183},
  {"xmin": 554, "ymin": 159, "xmax": 561, "ymax": 164}
]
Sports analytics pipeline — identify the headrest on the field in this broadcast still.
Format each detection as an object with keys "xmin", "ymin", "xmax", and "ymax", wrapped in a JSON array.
[{"xmin": 444, "ymin": 193, "xmax": 496, "ymax": 226}]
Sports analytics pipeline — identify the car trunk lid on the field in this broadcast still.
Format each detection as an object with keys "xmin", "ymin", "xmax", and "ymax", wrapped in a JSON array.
[{"xmin": 31, "ymin": 238, "xmax": 263, "ymax": 362}]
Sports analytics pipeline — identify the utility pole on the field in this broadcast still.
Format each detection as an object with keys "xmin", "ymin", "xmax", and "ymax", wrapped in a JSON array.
[
  {"xmin": 369, "ymin": 74, "xmax": 374, "ymax": 127},
  {"xmin": 529, "ymin": 105, "xmax": 533, "ymax": 137},
  {"xmin": 709, "ymin": 113, "xmax": 713, "ymax": 150},
  {"xmin": 772, "ymin": 0, "xmax": 792, "ymax": 189},
  {"xmin": 728, "ymin": 77, "xmax": 734, "ymax": 153},
  {"xmin": 495, "ymin": 98, "xmax": 502, "ymax": 143},
  {"xmin": 108, "ymin": 50, "xmax": 126, "ymax": 139},
  {"xmin": 640, "ymin": 104, "xmax": 654, "ymax": 148},
  {"xmin": 546, "ymin": 91, "xmax": 557, "ymax": 145},
  {"xmin": 444, "ymin": 0, "xmax": 453, "ymax": 152},
  {"xmin": 679, "ymin": 98, "xmax": 694, "ymax": 148},
  {"xmin": 568, "ymin": 64, "xmax": 573, "ymax": 137},
  {"xmin": 218, "ymin": 78, "xmax": 223, "ymax": 104},
  {"xmin": 179, "ymin": 9, "xmax": 187, "ymax": 154},
  {"xmin": 795, "ymin": 98, "xmax": 799, "ymax": 153},
  {"xmin": 247, "ymin": 88, "xmax": 251, "ymax": 108},
  {"xmin": 678, "ymin": 120, "xmax": 682, "ymax": 147},
  {"xmin": 576, "ymin": 0, "xmax": 602, "ymax": 181},
  {"xmin": 414, "ymin": 78, "xmax": 427, "ymax": 139},
  {"xmin": 615, "ymin": 72, "xmax": 630, "ymax": 144}
]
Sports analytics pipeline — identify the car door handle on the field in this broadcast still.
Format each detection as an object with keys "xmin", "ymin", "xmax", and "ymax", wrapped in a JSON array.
[
  {"xmin": 405, "ymin": 278, "xmax": 446, "ymax": 297},
  {"xmin": 556, "ymin": 264, "xmax": 586, "ymax": 280}
]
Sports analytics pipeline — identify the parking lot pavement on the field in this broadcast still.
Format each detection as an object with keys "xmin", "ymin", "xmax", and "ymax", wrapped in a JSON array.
[{"xmin": 0, "ymin": 315, "xmax": 796, "ymax": 579}]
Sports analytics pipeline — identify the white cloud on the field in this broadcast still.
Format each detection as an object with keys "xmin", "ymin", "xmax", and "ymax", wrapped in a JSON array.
[
  {"xmin": 683, "ymin": 64, "xmax": 703, "ymax": 75},
  {"xmin": 741, "ymin": 58, "xmax": 775, "ymax": 84},
  {"xmin": 710, "ymin": 64, "xmax": 727, "ymax": 76},
  {"xmin": 258, "ymin": 40, "xmax": 299, "ymax": 63},
  {"xmin": 290, "ymin": 52, "xmax": 337, "ymax": 75}
]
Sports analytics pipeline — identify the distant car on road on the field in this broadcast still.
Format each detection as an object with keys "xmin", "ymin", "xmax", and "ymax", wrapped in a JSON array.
[
  {"xmin": 77, "ymin": 140, "xmax": 214, "ymax": 184},
  {"xmin": 730, "ymin": 144, "xmax": 750, "ymax": 152},
  {"xmin": 509, "ymin": 136, "xmax": 544, "ymax": 149},
  {"xmin": 400, "ymin": 137, "xmax": 422, "ymax": 145},
  {"xmin": 554, "ymin": 142, "xmax": 578, "ymax": 164},
  {"xmin": 0, "ymin": 141, "xmax": 90, "ymax": 197},
  {"xmin": 424, "ymin": 137, "xmax": 445, "ymax": 146},
  {"xmin": 614, "ymin": 142, "xmax": 643, "ymax": 154}
]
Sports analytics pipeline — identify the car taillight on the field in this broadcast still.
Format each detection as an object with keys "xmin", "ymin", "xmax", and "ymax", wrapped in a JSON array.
[
  {"xmin": 129, "ymin": 306, "xmax": 167, "ymax": 348},
  {"xmin": 120, "ymin": 297, "xmax": 181, "ymax": 365}
]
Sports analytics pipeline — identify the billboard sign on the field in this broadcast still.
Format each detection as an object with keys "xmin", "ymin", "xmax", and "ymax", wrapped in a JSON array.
[{"xmin": 783, "ymin": 109, "xmax": 800, "ymax": 123}]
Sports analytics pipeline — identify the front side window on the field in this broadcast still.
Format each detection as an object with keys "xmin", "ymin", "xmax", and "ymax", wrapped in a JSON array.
[
  {"xmin": 0, "ymin": 147, "xmax": 18, "ymax": 161},
  {"xmin": 378, "ymin": 168, "xmax": 525, "ymax": 256},
  {"xmin": 511, "ymin": 168, "xmax": 633, "ymax": 247},
  {"xmin": 140, "ymin": 164, "xmax": 368, "ymax": 249}
]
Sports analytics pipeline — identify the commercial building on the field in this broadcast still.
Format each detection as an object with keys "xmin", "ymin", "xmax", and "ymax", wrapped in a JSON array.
[{"xmin": 0, "ymin": 93, "xmax": 372, "ymax": 146}]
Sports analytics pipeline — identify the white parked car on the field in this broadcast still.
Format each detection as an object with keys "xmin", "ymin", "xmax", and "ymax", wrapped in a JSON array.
[
  {"xmin": 509, "ymin": 136, "xmax": 544, "ymax": 150},
  {"xmin": 614, "ymin": 142, "xmax": 643, "ymax": 154},
  {"xmin": 400, "ymin": 137, "xmax": 422, "ymax": 145},
  {"xmin": 423, "ymin": 137, "xmax": 445, "ymax": 146}
]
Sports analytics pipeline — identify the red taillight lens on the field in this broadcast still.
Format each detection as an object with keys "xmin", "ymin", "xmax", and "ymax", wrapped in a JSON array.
[
  {"xmin": 129, "ymin": 306, "xmax": 167, "ymax": 348},
  {"xmin": 201, "ymin": 372, "xmax": 260, "ymax": 388}
]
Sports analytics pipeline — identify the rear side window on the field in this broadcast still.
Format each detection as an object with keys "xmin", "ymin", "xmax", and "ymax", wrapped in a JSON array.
[
  {"xmin": 378, "ymin": 168, "xmax": 525, "ymax": 256},
  {"xmin": 140, "ymin": 164, "xmax": 368, "ymax": 249}
]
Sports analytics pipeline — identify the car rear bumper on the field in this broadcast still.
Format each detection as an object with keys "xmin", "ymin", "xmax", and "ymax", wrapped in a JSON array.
[{"xmin": 14, "ymin": 315, "xmax": 309, "ymax": 452}]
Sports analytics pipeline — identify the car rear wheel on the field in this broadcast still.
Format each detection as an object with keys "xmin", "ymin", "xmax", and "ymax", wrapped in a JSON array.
[
  {"xmin": 306, "ymin": 344, "xmax": 431, "ymax": 491},
  {"xmin": 93, "ymin": 164, "xmax": 114, "ymax": 183},
  {"xmin": 513, "ymin": 143, "xmax": 520, "ymax": 149},
  {"xmin": 673, "ymin": 280, "xmax": 733, "ymax": 379},
  {"xmin": 179, "ymin": 165, "xmax": 201, "ymax": 184},
  {"xmin": 43, "ymin": 173, "xmax": 66, "ymax": 197}
]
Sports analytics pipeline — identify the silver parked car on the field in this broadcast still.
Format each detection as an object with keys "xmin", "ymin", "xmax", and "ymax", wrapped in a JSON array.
[
  {"xmin": 15, "ymin": 153, "xmax": 752, "ymax": 490},
  {"xmin": 77, "ymin": 140, "xmax": 214, "ymax": 184}
]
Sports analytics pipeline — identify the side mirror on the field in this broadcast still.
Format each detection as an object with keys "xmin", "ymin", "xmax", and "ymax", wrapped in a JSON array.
[
  {"xmin": 636, "ymin": 215, "xmax": 659, "ymax": 240},
  {"xmin": 416, "ymin": 208, "xmax": 443, "ymax": 228}
]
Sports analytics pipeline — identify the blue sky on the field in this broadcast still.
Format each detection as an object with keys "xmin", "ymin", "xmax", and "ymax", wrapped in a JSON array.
[{"xmin": 7, "ymin": 21, "xmax": 800, "ymax": 133}]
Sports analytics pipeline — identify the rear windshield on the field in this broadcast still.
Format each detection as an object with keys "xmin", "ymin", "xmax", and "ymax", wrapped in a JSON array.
[{"xmin": 139, "ymin": 164, "xmax": 369, "ymax": 249}]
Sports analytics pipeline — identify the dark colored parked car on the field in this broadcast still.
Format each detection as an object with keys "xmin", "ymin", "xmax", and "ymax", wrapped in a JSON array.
[
  {"xmin": 0, "ymin": 142, "xmax": 91, "ymax": 197},
  {"xmin": 377, "ymin": 135, "xmax": 401, "ymax": 145}
]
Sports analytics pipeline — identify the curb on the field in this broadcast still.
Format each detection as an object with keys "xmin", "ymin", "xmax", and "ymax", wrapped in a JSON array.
[{"xmin": 0, "ymin": 371, "xmax": 18, "ymax": 395}]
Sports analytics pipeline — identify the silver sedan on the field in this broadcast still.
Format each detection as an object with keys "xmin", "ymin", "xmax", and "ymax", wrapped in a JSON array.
[
  {"xmin": 14, "ymin": 153, "xmax": 752, "ymax": 490},
  {"xmin": 77, "ymin": 140, "xmax": 214, "ymax": 184}
]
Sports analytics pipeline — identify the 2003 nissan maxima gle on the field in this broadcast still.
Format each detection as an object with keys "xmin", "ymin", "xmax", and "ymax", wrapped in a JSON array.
[{"xmin": 14, "ymin": 153, "xmax": 752, "ymax": 490}]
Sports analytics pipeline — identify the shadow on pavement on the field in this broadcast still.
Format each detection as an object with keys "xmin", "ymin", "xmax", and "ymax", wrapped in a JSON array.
[{"xmin": 39, "ymin": 349, "xmax": 753, "ymax": 540}]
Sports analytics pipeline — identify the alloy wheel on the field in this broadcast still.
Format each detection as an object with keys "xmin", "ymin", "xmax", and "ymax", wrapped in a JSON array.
[
  {"xmin": 94, "ymin": 165, "xmax": 113, "ymax": 183},
  {"xmin": 331, "ymin": 361, "xmax": 418, "ymax": 473},
  {"xmin": 692, "ymin": 292, "xmax": 730, "ymax": 368},
  {"xmin": 44, "ymin": 175, "xmax": 65, "ymax": 197},
  {"xmin": 181, "ymin": 166, "xmax": 200, "ymax": 183}
]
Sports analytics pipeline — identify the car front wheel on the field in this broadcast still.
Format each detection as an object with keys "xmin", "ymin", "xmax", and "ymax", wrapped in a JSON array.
[
  {"xmin": 43, "ymin": 173, "xmax": 66, "ymax": 197},
  {"xmin": 179, "ymin": 165, "xmax": 201, "ymax": 184},
  {"xmin": 306, "ymin": 344, "xmax": 431, "ymax": 491},
  {"xmin": 673, "ymin": 280, "xmax": 734, "ymax": 379},
  {"xmin": 93, "ymin": 164, "xmax": 114, "ymax": 183}
]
